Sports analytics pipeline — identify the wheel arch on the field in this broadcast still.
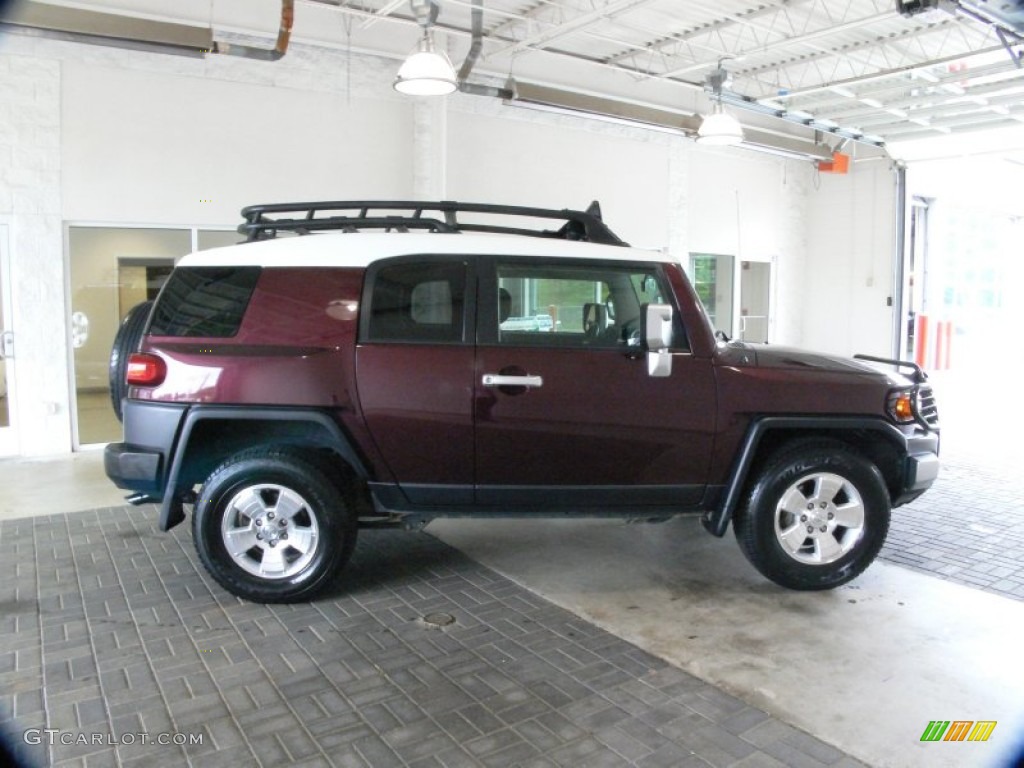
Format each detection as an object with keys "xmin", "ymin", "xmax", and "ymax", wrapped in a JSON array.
[
  {"xmin": 158, "ymin": 407, "xmax": 369, "ymax": 532},
  {"xmin": 703, "ymin": 417, "xmax": 910, "ymax": 538}
]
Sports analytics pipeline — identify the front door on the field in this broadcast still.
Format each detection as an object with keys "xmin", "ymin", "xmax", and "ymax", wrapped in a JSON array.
[{"xmin": 474, "ymin": 257, "xmax": 716, "ymax": 509}]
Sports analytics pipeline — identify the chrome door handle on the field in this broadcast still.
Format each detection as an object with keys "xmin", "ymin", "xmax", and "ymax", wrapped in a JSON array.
[
  {"xmin": 0, "ymin": 330, "xmax": 12, "ymax": 359},
  {"xmin": 482, "ymin": 373, "xmax": 543, "ymax": 388}
]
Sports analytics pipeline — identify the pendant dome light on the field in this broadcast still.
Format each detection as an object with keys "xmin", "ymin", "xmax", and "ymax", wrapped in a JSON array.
[
  {"xmin": 697, "ymin": 60, "xmax": 744, "ymax": 146},
  {"xmin": 394, "ymin": 0, "xmax": 457, "ymax": 96}
]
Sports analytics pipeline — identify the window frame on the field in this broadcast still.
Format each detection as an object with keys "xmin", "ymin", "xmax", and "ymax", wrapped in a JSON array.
[
  {"xmin": 358, "ymin": 255, "xmax": 476, "ymax": 346},
  {"xmin": 478, "ymin": 256, "xmax": 688, "ymax": 352}
]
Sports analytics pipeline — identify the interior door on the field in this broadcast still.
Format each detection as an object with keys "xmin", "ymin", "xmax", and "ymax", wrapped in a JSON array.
[
  {"xmin": 474, "ymin": 258, "xmax": 716, "ymax": 509},
  {"xmin": 0, "ymin": 223, "xmax": 17, "ymax": 456}
]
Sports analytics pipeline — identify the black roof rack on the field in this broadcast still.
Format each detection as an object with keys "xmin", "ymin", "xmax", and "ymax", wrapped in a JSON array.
[{"xmin": 238, "ymin": 200, "xmax": 627, "ymax": 246}]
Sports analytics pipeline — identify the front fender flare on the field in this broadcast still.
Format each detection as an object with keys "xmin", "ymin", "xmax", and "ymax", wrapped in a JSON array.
[{"xmin": 701, "ymin": 416, "xmax": 917, "ymax": 538}]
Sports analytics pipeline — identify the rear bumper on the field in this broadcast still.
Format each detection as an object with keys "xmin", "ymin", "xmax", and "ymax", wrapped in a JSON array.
[
  {"xmin": 104, "ymin": 443, "xmax": 162, "ymax": 494},
  {"xmin": 103, "ymin": 400, "xmax": 189, "ymax": 499}
]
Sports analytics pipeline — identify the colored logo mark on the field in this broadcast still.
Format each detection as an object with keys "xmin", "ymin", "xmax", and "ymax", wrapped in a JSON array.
[{"xmin": 920, "ymin": 721, "xmax": 997, "ymax": 742}]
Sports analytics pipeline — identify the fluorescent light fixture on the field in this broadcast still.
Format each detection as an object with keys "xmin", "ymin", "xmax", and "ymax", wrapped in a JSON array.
[
  {"xmin": 697, "ymin": 106, "xmax": 745, "ymax": 145},
  {"xmin": 394, "ymin": 30, "xmax": 457, "ymax": 96}
]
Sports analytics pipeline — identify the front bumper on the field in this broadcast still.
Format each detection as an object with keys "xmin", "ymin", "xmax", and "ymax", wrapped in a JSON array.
[{"xmin": 894, "ymin": 431, "xmax": 940, "ymax": 505}]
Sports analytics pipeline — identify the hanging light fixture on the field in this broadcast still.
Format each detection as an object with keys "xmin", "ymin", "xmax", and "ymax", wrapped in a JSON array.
[
  {"xmin": 394, "ymin": 0, "xmax": 456, "ymax": 96},
  {"xmin": 697, "ymin": 60, "xmax": 744, "ymax": 146}
]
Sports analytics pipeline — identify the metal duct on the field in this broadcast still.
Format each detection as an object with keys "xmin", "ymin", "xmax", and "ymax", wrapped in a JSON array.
[
  {"xmin": 455, "ymin": 0, "xmax": 511, "ymax": 97},
  {"xmin": 457, "ymin": 0, "xmax": 482, "ymax": 83},
  {"xmin": 213, "ymin": 0, "xmax": 293, "ymax": 61}
]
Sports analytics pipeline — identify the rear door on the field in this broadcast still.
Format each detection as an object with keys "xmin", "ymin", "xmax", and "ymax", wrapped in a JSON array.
[
  {"xmin": 356, "ymin": 256, "xmax": 476, "ymax": 505},
  {"xmin": 474, "ymin": 257, "xmax": 717, "ymax": 510}
]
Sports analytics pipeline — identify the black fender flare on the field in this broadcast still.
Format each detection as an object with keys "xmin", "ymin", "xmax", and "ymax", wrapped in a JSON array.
[
  {"xmin": 159, "ymin": 406, "xmax": 368, "ymax": 531},
  {"xmin": 702, "ymin": 416, "xmax": 915, "ymax": 538}
]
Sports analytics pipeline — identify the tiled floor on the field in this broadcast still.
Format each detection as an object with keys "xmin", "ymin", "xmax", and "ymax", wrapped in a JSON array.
[
  {"xmin": 881, "ymin": 455, "xmax": 1024, "ymax": 600},
  {"xmin": 0, "ymin": 505, "xmax": 867, "ymax": 768}
]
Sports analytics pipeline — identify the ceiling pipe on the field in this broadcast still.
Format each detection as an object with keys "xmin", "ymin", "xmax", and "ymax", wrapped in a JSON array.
[
  {"xmin": 213, "ymin": 0, "xmax": 294, "ymax": 62},
  {"xmin": 456, "ymin": 0, "xmax": 483, "ymax": 83}
]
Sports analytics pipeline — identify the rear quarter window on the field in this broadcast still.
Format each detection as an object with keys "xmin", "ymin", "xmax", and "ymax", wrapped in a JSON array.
[{"xmin": 148, "ymin": 266, "xmax": 261, "ymax": 337}]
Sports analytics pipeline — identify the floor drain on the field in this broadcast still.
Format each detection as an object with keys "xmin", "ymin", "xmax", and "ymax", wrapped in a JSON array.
[{"xmin": 421, "ymin": 612, "xmax": 456, "ymax": 629}]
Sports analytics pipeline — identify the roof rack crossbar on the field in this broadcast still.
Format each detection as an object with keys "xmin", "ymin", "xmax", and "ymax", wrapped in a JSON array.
[{"xmin": 237, "ymin": 200, "xmax": 625, "ymax": 245}]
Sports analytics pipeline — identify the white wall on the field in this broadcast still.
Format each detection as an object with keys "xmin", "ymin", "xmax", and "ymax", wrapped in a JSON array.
[
  {"xmin": 62, "ymin": 63, "xmax": 414, "ymax": 225},
  {"xmin": 445, "ymin": 107, "xmax": 671, "ymax": 251},
  {"xmin": 0, "ymin": 29, "xmax": 895, "ymax": 455},
  {"xmin": 803, "ymin": 160, "xmax": 899, "ymax": 357},
  {"xmin": 685, "ymin": 148, "xmax": 812, "ymax": 346}
]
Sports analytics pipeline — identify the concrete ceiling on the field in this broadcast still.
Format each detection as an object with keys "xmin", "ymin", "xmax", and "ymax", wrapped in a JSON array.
[{"xmin": 6, "ymin": 0, "xmax": 1024, "ymax": 157}]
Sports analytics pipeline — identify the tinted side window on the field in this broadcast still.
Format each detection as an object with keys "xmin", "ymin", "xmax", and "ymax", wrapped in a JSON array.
[
  {"xmin": 149, "ymin": 266, "xmax": 260, "ymax": 337},
  {"xmin": 496, "ymin": 262, "xmax": 684, "ymax": 350},
  {"xmin": 365, "ymin": 262, "xmax": 466, "ymax": 343}
]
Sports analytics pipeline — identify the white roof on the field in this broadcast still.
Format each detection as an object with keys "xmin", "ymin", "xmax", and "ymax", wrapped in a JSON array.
[{"xmin": 180, "ymin": 232, "xmax": 670, "ymax": 269}]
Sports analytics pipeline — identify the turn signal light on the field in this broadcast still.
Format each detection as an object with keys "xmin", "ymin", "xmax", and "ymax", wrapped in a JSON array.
[
  {"xmin": 126, "ymin": 353, "xmax": 166, "ymax": 387},
  {"xmin": 888, "ymin": 391, "xmax": 915, "ymax": 424}
]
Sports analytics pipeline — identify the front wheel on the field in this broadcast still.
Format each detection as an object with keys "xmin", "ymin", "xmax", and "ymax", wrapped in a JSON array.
[
  {"xmin": 193, "ymin": 448, "xmax": 356, "ymax": 603},
  {"xmin": 733, "ymin": 440, "xmax": 890, "ymax": 591}
]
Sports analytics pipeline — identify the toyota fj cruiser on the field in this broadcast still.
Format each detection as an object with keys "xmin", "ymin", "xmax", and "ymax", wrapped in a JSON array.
[{"xmin": 105, "ymin": 201, "xmax": 940, "ymax": 603}]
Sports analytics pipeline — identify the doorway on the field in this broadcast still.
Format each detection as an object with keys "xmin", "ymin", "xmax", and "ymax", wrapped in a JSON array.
[
  {"xmin": 738, "ymin": 260, "xmax": 772, "ymax": 343},
  {"xmin": 67, "ymin": 226, "xmax": 238, "ymax": 447},
  {"xmin": 689, "ymin": 253, "xmax": 773, "ymax": 342},
  {"xmin": 689, "ymin": 253, "xmax": 734, "ymax": 337},
  {"xmin": 0, "ymin": 223, "xmax": 17, "ymax": 455}
]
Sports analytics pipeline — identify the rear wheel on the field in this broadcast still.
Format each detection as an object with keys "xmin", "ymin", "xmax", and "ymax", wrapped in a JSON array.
[
  {"xmin": 193, "ymin": 448, "xmax": 357, "ymax": 603},
  {"xmin": 108, "ymin": 300, "xmax": 153, "ymax": 422},
  {"xmin": 733, "ymin": 440, "xmax": 890, "ymax": 590}
]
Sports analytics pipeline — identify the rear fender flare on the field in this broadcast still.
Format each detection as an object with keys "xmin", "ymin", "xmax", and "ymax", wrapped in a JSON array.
[{"xmin": 159, "ymin": 407, "xmax": 367, "ymax": 531}]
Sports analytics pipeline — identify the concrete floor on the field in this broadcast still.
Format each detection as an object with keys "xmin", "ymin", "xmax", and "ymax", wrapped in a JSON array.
[{"xmin": 1, "ymin": 451, "xmax": 1022, "ymax": 768}]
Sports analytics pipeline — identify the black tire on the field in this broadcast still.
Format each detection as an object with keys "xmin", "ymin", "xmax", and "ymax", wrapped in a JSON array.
[
  {"xmin": 192, "ymin": 448, "xmax": 357, "ymax": 603},
  {"xmin": 733, "ymin": 439, "xmax": 890, "ymax": 591},
  {"xmin": 108, "ymin": 300, "xmax": 153, "ymax": 422}
]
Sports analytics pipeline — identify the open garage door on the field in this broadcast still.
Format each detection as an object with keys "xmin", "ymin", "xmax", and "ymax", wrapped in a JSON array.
[{"xmin": 902, "ymin": 156, "xmax": 1024, "ymax": 473}]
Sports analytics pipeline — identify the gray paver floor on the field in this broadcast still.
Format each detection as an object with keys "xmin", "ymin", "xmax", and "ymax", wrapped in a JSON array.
[
  {"xmin": 881, "ymin": 453, "xmax": 1024, "ymax": 601},
  {"xmin": 0, "ymin": 505, "xmax": 867, "ymax": 768}
]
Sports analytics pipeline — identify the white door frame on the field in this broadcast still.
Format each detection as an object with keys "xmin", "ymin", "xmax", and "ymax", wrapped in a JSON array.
[{"xmin": 0, "ymin": 220, "xmax": 19, "ymax": 456}]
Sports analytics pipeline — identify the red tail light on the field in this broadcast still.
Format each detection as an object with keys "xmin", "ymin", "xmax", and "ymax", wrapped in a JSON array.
[{"xmin": 126, "ymin": 353, "xmax": 166, "ymax": 387}]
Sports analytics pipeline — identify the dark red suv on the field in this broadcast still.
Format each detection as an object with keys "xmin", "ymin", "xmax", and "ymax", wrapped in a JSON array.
[{"xmin": 105, "ymin": 201, "xmax": 940, "ymax": 603}]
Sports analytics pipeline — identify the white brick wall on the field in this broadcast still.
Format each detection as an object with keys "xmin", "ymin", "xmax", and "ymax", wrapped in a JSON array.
[{"xmin": 0, "ymin": 52, "xmax": 66, "ymax": 456}]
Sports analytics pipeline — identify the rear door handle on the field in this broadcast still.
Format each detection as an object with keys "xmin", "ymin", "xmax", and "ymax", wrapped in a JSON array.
[{"xmin": 482, "ymin": 374, "xmax": 543, "ymax": 388}]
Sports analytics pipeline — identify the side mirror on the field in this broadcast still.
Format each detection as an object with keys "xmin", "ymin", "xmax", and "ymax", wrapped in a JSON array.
[{"xmin": 641, "ymin": 303, "xmax": 673, "ymax": 377}]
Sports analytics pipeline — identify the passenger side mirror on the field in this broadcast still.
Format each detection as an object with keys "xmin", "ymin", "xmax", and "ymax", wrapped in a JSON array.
[{"xmin": 642, "ymin": 303, "xmax": 673, "ymax": 377}]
